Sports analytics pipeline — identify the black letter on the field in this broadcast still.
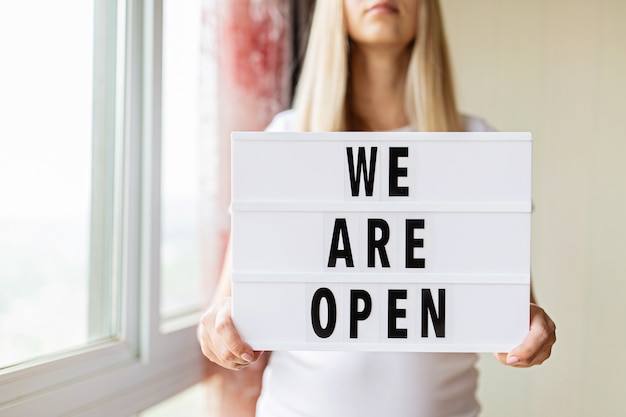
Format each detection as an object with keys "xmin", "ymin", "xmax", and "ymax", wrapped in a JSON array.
[
  {"xmin": 350, "ymin": 290, "xmax": 372, "ymax": 338},
  {"xmin": 406, "ymin": 219, "xmax": 425, "ymax": 268},
  {"xmin": 367, "ymin": 219, "xmax": 390, "ymax": 268},
  {"xmin": 389, "ymin": 147, "xmax": 409, "ymax": 196},
  {"xmin": 421, "ymin": 289, "xmax": 445, "ymax": 338},
  {"xmin": 346, "ymin": 147, "xmax": 377, "ymax": 196},
  {"xmin": 328, "ymin": 218, "xmax": 354, "ymax": 267},
  {"xmin": 311, "ymin": 288, "xmax": 337, "ymax": 338},
  {"xmin": 388, "ymin": 289, "xmax": 408, "ymax": 339}
]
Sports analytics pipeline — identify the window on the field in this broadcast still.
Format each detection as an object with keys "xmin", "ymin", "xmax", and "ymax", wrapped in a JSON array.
[
  {"xmin": 0, "ymin": 0, "xmax": 106, "ymax": 370},
  {"xmin": 0, "ymin": 1, "xmax": 210, "ymax": 415}
]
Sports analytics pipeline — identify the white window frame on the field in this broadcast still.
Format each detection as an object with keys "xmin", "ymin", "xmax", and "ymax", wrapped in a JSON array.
[{"xmin": 0, "ymin": 1, "xmax": 210, "ymax": 416}]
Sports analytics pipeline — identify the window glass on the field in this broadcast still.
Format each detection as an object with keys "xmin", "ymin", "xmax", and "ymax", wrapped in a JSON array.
[
  {"xmin": 0, "ymin": 1, "xmax": 104, "ymax": 368},
  {"xmin": 160, "ymin": 0, "xmax": 215, "ymax": 319}
]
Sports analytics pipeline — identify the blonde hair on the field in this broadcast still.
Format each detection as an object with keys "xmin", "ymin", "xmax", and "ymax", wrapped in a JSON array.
[{"xmin": 293, "ymin": 0, "xmax": 461, "ymax": 132}]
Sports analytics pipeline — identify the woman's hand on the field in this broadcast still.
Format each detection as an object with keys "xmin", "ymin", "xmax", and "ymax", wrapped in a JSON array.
[
  {"xmin": 495, "ymin": 303, "xmax": 556, "ymax": 367},
  {"xmin": 197, "ymin": 296, "xmax": 262, "ymax": 371}
]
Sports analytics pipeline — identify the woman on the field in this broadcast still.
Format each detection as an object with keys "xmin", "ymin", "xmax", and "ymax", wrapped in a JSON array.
[{"xmin": 198, "ymin": 0, "xmax": 556, "ymax": 415}]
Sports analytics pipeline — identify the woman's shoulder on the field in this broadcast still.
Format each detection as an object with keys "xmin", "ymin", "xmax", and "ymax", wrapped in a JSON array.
[
  {"xmin": 265, "ymin": 109, "xmax": 296, "ymax": 132},
  {"xmin": 461, "ymin": 114, "xmax": 497, "ymax": 132}
]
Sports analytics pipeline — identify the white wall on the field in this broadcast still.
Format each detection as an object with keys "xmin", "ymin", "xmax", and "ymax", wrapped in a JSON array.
[{"xmin": 441, "ymin": 0, "xmax": 626, "ymax": 416}]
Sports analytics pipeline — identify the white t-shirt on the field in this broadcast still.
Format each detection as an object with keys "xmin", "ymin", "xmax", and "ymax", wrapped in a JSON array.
[{"xmin": 256, "ymin": 110, "xmax": 494, "ymax": 417}]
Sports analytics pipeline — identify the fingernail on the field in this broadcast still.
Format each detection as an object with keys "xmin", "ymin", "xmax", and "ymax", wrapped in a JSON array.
[
  {"xmin": 507, "ymin": 356, "xmax": 520, "ymax": 364},
  {"xmin": 241, "ymin": 353, "xmax": 253, "ymax": 362}
]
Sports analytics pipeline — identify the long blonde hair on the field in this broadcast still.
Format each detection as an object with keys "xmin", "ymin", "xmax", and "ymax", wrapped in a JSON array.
[{"xmin": 293, "ymin": 0, "xmax": 461, "ymax": 132}]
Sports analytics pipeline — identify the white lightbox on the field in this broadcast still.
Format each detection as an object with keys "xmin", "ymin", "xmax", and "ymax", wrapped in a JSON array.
[{"xmin": 231, "ymin": 131, "xmax": 531, "ymax": 352}]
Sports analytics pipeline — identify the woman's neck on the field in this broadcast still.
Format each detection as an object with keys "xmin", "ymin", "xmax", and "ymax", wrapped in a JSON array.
[{"xmin": 346, "ymin": 44, "xmax": 411, "ymax": 131}]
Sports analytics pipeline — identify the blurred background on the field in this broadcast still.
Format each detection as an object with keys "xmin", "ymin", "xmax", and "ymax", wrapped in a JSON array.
[
  {"xmin": 444, "ymin": 1, "xmax": 626, "ymax": 416},
  {"xmin": 1, "ymin": 0, "xmax": 624, "ymax": 416}
]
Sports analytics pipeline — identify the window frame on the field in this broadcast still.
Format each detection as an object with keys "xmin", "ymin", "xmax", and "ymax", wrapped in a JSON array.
[{"xmin": 0, "ymin": 1, "xmax": 210, "ymax": 415}]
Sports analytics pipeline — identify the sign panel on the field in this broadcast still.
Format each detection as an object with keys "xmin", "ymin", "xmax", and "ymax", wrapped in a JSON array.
[{"xmin": 231, "ymin": 132, "xmax": 531, "ymax": 352}]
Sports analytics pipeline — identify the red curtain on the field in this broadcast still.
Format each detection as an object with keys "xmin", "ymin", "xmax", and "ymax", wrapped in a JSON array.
[{"xmin": 199, "ymin": 1, "xmax": 291, "ymax": 414}]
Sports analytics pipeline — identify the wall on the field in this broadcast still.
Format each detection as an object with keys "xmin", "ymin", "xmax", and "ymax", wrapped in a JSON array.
[{"xmin": 441, "ymin": 1, "xmax": 626, "ymax": 416}]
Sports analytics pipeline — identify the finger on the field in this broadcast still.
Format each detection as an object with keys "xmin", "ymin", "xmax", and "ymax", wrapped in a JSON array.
[
  {"xmin": 493, "ymin": 352, "xmax": 508, "ymax": 365},
  {"xmin": 198, "ymin": 303, "xmax": 252, "ymax": 370},
  {"xmin": 506, "ymin": 305, "xmax": 556, "ymax": 367},
  {"xmin": 198, "ymin": 317, "xmax": 225, "ymax": 365},
  {"xmin": 213, "ymin": 298, "xmax": 256, "ymax": 366},
  {"xmin": 201, "ymin": 322, "xmax": 250, "ymax": 370}
]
